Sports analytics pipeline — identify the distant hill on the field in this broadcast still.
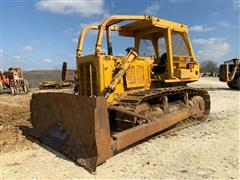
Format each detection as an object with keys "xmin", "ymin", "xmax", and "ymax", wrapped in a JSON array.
[{"xmin": 23, "ymin": 70, "xmax": 62, "ymax": 88}]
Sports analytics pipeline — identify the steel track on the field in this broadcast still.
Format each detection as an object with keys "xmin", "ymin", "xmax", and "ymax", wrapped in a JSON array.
[{"xmin": 118, "ymin": 86, "xmax": 210, "ymax": 117}]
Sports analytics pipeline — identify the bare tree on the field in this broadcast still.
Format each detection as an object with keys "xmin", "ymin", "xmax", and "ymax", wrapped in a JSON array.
[{"xmin": 200, "ymin": 60, "xmax": 219, "ymax": 73}]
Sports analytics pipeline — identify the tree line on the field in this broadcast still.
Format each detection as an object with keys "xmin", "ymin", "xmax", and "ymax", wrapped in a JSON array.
[{"xmin": 200, "ymin": 60, "xmax": 219, "ymax": 73}]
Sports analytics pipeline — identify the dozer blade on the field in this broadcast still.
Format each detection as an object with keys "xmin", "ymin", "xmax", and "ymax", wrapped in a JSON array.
[
  {"xmin": 29, "ymin": 88, "xmax": 210, "ymax": 173},
  {"xmin": 29, "ymin": 93, "xmax": 113, "ymax": 173}
]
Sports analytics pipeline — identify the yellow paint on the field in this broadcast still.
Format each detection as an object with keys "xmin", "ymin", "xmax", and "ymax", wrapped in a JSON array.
[{"xmin": 76, "ymin": 15, "xmax": 200, "ymax": 103}]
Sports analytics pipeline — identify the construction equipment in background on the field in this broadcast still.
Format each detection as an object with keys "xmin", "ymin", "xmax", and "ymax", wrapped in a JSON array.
[
  {"xmin": 201, "ymin": 72, "xmax": 218, "ymax": 77},
  {"xmin": 38, "ymin": 62, "xmax": 76, "ymax": 90},
  {"xmin": 0, "ymin": 67, "xmax": 29, "ymax": 95},
  {"xmin": 39, "ymin": 81, "xmax": 73, "ymax": 90},
  {"xmin": 61, "ymin": 62, "xmax": 76, "ymax": 82},
  {"xmin": 219, "ymin": 58, "xmax": 240, "ymax": 90},
  {"xmin": 29, "ymin": 15, "xmax": 210, "ymax": 173}
]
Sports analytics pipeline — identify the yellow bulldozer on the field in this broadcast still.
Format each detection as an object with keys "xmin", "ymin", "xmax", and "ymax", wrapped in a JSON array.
[
  {"xmin": 219, "ymin": 58, "xmax": 240, "ymax": 90},
  {"xmin": 29, "ymin": 15, "xmax": 210, "ymax": 173}
]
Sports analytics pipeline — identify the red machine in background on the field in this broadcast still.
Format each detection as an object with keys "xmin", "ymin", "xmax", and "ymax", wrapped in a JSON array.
[{"xmin": 0, "ymin": 67, "xmax": 29, "ymax": 95}]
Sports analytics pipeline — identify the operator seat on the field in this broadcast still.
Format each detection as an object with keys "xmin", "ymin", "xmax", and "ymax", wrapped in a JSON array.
[{"xmin": 153, "ymin": 53, "xmax": 167, "ymax": 74}]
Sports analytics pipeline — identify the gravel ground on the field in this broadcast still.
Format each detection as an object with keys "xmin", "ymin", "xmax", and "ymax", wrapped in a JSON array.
[{"xmin": 0, "ymin": 77, "xmax": 239, "ymax": 179}]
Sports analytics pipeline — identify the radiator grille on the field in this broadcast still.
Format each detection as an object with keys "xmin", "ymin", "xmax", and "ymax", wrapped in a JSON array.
[{"xmin": 79, "ymin": 63, "xmax": 97, "ymax": 96}]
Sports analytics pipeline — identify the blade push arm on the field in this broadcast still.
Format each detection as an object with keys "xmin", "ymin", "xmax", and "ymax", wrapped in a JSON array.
[{"xmin": 104, "ymin": 49, "xmax": 138, "ymax": 98}]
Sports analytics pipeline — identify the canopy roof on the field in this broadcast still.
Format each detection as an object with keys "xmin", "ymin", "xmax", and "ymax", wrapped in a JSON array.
[{"xmin": 118, "ymin": 16, "xmax": 188, "ymax": 38}]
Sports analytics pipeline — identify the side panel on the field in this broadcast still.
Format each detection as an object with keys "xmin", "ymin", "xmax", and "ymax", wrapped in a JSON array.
[
  {"xmin": 125, "ymin": 60, "xmax": 151, "ymax": 88},
  {"xmin": 174, "ymin": 63, "xmax": 200, "ymax": 80},
  {"xmin": 77, "ymin": 54, "xmax": 153, "ymax": 103}
]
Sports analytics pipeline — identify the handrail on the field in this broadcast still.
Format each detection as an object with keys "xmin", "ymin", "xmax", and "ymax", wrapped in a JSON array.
[
  {"xmin": 76, "ymin": 25, "xmax": 99, "ymax": 58},
  {"xmin": 76, "ymin": 25, "xmax": 120, "ymax": 58},
  {"xmin": 95, "ymin": 15, "xmax": 149, "ymax": 53}
]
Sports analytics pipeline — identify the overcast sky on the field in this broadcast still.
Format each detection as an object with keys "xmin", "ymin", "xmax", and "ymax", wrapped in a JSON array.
[{"xmin": 0, "ymin": 0, "xmax": 239, "ymax": 70}]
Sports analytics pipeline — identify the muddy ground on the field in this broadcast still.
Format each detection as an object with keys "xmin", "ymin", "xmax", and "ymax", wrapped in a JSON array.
[{"xmin": 0, "ymin": 77, "xmax": 239, "ymax": 179}]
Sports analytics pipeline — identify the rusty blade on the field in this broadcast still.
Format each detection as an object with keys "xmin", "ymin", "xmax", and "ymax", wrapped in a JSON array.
[{"xmin": 29, "ymin": 93, "xmax": 113, "ymax": 173}]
